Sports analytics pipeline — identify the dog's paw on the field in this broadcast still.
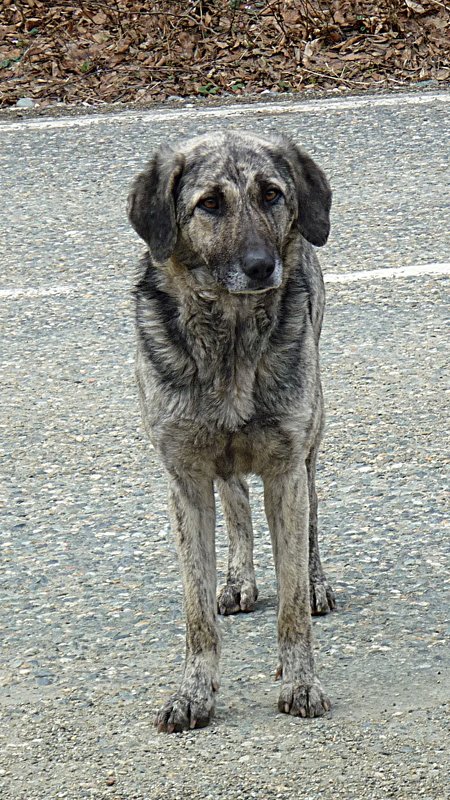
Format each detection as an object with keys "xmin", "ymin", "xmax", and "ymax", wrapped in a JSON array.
[
  {"xmin": 278, "ymin": 679, "xmax": 331, "ymax": 718},
  {"xmin": 310, "ymin": 578, "xmax": 336, "ymax": 616},
  {"xmin": 155, "ymin": 691, "xmax": 215, "ymax": 733},
  {"xmin": 217, "ymin": 580, "xmax": 258, "ymax": 615}
]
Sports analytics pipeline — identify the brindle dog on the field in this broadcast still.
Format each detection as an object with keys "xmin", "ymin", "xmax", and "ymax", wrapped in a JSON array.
[{"xmin": 128, "ymin": 131, "xmax": 336, "ymax": 732}]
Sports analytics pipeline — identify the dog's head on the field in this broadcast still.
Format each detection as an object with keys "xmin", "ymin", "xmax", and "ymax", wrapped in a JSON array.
[{"xmin": 128, "ymin": 131, "xmax": 331, "ymax": 294}]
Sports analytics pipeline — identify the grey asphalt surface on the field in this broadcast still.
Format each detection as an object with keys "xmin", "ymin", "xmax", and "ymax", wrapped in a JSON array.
[{"xmin": 1, "ymin": 91, "xmax": 449, "ymax": 800}]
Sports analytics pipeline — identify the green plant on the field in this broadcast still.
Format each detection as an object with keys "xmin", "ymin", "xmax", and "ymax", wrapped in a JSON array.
[
  {"xmin": 0, "ymin": 56, "xmax": 21, "ymax": 69},
  {"xmin": 198, "ymin": 82, "xmax": 219, "ymax": 94}
]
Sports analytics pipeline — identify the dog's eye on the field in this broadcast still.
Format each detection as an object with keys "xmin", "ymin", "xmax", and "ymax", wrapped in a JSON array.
[
  {"xmin": 263, "ymin": 187, "xmax": 282, "ymax": 204},
  {"xmin": 198, "ymin": 196, "xmax": 220, "ymax": 212}
]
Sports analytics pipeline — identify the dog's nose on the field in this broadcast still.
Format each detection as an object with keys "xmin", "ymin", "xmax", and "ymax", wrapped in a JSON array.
[{"xmin": 242, "ymin": 248, "xmax": 275, "ymax": 282}]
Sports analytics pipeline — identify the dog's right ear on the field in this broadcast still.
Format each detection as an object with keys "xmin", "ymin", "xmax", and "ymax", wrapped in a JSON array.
[{"xmin": 127, "ymin": 146, "xmax": 185, "ymax": 262}]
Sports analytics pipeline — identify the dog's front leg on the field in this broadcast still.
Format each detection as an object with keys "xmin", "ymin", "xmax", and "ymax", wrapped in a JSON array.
[
  {"xmin": 156, "ymin": 474, "xmax": 220, "ymax": 733},
  {"xmin": 264, "ymin": 465, "xmax": 331, "ymax": 718}
]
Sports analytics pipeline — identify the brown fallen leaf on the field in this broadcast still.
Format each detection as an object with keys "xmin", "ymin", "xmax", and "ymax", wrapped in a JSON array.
[
  {"xmin": 303, "ymin": 37, "xmax": 322, "ymax": 66},
  {"xmin": 405, "ymin": 0, "xmax": 427, "ymax": 12}
]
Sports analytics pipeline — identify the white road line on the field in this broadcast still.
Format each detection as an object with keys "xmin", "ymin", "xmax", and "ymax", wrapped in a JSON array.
[
  {"xmin": 324, "ymin": 262, "xmax": 450, "ymax": 283},
  {"xmin": 0, "ymin": 263, "xmax": 448, "ymax": 300},
  {"xmin": 0, "ymin": 91, "xmax": 449, "ymax": 133}
]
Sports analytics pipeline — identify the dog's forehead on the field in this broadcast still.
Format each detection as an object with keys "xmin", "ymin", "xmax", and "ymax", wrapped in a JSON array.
[{"xmin": 179, "ymin": 132, "xmax": 282, "ymax": 184}]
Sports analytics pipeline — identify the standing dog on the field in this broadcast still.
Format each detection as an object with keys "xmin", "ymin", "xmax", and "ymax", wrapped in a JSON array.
[{"xmin": 128, "ymin": 131, "xmax": 336, "ymax": 732}]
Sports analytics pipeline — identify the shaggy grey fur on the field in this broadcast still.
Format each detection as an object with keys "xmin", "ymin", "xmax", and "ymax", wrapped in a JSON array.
[{"xmin": 128, "ymin": 130, "xmax": 336, "ymax": 732}]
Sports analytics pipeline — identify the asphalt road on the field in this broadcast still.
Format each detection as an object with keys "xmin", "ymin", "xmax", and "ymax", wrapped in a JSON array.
[{"xmin": 1, "ymin": 91, "xmax": 449, "ymax": 800}]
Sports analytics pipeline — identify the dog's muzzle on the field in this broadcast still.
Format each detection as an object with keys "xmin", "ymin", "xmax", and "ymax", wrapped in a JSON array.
[{"xmin": 229, "ymin": 251, "xmax": 283, "ymax": 294}]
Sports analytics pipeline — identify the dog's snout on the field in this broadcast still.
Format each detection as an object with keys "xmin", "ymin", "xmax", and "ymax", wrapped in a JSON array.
[{"xmin": 242, "ymin": 247, "xmax": 275, "ymax": 282}]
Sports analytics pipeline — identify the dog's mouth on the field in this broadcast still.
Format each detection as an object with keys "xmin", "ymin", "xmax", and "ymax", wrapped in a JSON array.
[
  {"xmin": 189, "ymin": 258, "xmax": 283, "ymax": 295},
  {"xmin": 229, "ymin": 282, "xmax": 279, "ymax": 295}
]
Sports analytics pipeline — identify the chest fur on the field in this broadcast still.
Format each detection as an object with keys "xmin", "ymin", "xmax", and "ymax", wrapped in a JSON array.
[
  {"xmin": 181, "ymin": 300, "xmax": 275, "ymax": 429},
  {"xmin": 135, "ymin": 272, "xmax": 314, "ymax": 433}
]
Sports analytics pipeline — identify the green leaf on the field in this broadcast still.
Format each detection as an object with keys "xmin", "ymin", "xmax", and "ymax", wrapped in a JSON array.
[
  {"xmin": 0, "ymin": 56, "xmax": 21, "ymax": 69},
  {"xmin": 198, "ymin": 82, "xmax": 219, "ymax": 95}
]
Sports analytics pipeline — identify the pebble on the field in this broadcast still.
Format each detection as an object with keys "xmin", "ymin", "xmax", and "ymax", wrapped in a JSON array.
[{"xmin": 15, "ymin": 97, "xmax": 35, "ymax": 108}]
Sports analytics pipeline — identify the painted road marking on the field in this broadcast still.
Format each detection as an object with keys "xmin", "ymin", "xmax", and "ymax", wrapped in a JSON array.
[
  {"xmin": 0, "ymin": 92, "xmax": 448, "ymax": 133},
  {"xmin": 0, "ymin": 262, "xmax": 448, "ymax": 301},
  {"xmin": 324, "ymin": 262, "xmax": 450, "ymax": 283}
]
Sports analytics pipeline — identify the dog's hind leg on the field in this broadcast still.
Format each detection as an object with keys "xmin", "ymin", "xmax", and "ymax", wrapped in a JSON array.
[
  {"xmin": 156, "ymin": 474, "xmax": 220, "ymax": 733},
  {"xmin": 216, "ymin": 476, "xmax": 258, "ymax": 615},
  {"xmin": 307, "ymin": 442, "xmax": 336, "ymax": 615}
]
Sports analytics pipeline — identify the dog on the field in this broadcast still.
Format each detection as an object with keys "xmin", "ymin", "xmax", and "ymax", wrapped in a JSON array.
[{"xmin": 128, "ymin": 130, "xmax": 336, "ymax": 733}]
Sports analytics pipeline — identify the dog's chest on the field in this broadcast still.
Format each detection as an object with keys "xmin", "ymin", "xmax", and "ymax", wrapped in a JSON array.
[{"xmin": 184, "ymin": 303, "xmax": 273, "ymax": 428}]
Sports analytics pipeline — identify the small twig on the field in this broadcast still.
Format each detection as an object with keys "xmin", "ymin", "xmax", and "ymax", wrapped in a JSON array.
[
  {"xmin": 110, "ymin": 0, "xmax": 125, "ymax": 35},
  {"xmin": 301, "ymin": 66, "xmax": 381, "ymax": 88}
]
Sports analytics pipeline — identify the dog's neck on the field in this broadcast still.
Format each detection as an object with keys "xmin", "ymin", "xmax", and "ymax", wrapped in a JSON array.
[
  {"xmin": 161, "ymin": 262, "xmax": 282, "ymax": 360},
  {"xmin": 135, "ymin": 253, "xmax": 311, "ymax": 431}
]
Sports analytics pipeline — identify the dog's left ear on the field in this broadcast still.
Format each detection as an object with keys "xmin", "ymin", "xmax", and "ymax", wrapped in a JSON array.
[
  {"xmin": 281, "ymin": 139, "xmax": 332, "ymax": 247},
  {"xmin": 127, "ymin": 146, "xmax": 185, "ymax": 262}
]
